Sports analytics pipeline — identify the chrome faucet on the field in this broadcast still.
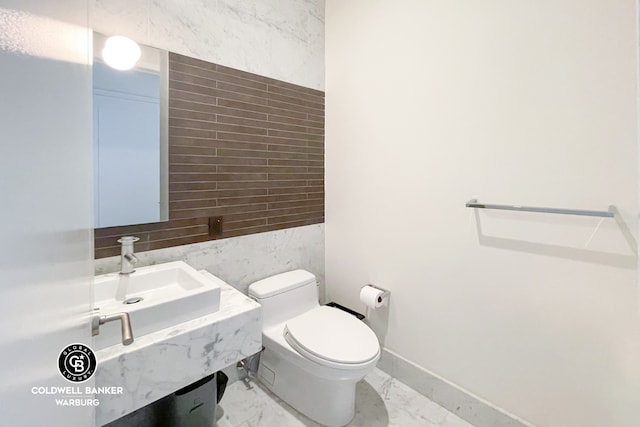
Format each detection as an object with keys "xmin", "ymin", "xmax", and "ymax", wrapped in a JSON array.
[
  {"xmin": 92, "ymin": 309, "xmax": 134, "ymax": 346},
  {"xmin": 117, "ymin": 236, "xmax": 139, "ymax": 275}
]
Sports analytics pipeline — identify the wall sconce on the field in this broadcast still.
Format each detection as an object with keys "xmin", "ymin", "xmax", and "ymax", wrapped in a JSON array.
[{"xmin": 102, "ymin": 36, "xmax": 141, "ymax": 70}]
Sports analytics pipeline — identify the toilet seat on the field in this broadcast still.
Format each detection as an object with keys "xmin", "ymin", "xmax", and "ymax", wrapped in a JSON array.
[{"xmin": 283, "ymin": 306, "xmax": 380, "ymax": 369}]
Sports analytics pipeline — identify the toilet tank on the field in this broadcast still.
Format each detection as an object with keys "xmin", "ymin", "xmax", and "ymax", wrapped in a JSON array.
[{"xmin": 248, "ymin": 270, "xmax": 319, "ymax": 329}]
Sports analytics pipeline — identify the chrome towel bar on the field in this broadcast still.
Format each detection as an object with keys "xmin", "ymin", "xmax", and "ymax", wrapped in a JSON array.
[{"xmin": 465, "ymin": 199, "xmax": 615, "ymax": 218}]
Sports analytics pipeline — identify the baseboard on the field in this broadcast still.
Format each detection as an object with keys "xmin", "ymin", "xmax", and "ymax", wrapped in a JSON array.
[{"xmin": 377, "ymin": 348, "xmax": 534, "ymax": 427}]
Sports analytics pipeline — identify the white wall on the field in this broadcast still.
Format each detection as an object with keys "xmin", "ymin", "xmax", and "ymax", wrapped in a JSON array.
[
  {"xmin": 91, "ymin": 0, "xmax": 325, "ymax": 91},
  {"xmin": 326, "ymin": 1, "xmax": 640, "ymax": 426},
  {"xmin": 0, "ymin": 1, "xmax": 94, "ymax": 426}
]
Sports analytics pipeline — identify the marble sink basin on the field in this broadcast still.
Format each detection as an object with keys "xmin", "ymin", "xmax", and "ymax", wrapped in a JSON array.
[{"xmin": 93, "ymin": 261, "xmax": 222, "ymax": 349}]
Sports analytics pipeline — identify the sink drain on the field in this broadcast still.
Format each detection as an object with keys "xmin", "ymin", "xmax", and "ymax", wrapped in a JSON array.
[{"xmin": 123, "ymin": 297, "xmax": 143, "ymax": 305}]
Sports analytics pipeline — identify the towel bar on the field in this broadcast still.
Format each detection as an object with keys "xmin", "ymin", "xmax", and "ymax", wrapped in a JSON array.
[{"xmin": 465, "ymin": 199, "xmax": 614, "ymax": 218}]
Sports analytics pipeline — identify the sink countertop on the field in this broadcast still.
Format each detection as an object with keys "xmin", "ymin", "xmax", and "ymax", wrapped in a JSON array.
[{"xmin": 95, "ymin": 271, "xmax": 262, "ymax": 426}]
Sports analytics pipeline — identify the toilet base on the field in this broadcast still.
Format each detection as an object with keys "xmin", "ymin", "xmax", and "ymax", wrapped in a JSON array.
[{"xmin": 257, "ymin": 347, "xmax": 358, "ymax": 427}]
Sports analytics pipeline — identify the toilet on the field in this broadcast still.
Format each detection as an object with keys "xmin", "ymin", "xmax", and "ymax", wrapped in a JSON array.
[{"xmin": 248, "ymin": 269, "xmax": 380, "ymax": 427}]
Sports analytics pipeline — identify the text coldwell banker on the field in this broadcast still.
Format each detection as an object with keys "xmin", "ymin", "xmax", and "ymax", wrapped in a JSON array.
[{"xmin": 32, "ymin": 386, "xmax": 123, "ymax": 395}]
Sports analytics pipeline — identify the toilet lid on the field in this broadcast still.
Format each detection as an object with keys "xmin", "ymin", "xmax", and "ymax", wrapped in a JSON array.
[{"xmin": 284, "ymin": 306, "xmax": 380, "ymax": 365}]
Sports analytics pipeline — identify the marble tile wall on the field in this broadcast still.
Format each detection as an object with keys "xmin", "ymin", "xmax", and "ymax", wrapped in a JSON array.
[
  {"xmin": 91, "ymin": 0, "xmax": 325, "ymax": 91},
  {"xmin": 95, "ymin": 223, "xmax": 326, "ymax": 298}
]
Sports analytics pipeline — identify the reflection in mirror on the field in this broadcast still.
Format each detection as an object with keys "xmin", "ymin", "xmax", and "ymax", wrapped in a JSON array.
[{"xmin": 93, "ymin": 32, "xmax": 168, "ymax": 228}]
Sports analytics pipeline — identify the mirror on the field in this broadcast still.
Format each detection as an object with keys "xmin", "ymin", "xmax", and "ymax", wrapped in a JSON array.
[{"xmin": 92, "ymin": 32, "xmax": 168, "ymax": 228}]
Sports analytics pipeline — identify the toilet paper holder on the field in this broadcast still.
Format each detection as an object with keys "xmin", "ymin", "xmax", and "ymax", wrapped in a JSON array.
[{"xmin": 361, "ymin": 284, "xmax": 390, "ymax": 305}]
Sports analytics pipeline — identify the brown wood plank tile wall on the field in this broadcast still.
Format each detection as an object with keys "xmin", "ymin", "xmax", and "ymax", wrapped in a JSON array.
[{"xmin": 95, "ymin": 53, "xmax": 324, "ymax": 258}]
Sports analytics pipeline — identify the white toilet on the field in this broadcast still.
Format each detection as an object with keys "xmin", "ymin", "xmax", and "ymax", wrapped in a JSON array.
[{"xmin": 248, "ymin": 269, "xmax": 380, "ymax": 427}]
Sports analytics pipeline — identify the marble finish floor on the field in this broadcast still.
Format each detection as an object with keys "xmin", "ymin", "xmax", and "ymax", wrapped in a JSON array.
[{"xmin": 216, "ymin": 368, "xmax": 474, "ymax": 427}]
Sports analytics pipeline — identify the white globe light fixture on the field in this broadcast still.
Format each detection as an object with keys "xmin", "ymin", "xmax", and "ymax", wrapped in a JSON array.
[{"xmin": 102, "ymin": 36, "xmax": 141, "ymax": 70}]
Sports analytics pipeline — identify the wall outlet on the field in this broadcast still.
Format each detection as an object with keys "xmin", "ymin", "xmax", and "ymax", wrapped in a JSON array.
[{"xmin": 208, "ymin": 216, "xmax": 223, "ymax": 237}]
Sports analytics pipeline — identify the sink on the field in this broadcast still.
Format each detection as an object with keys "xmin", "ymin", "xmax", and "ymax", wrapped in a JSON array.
[{"xmin": 93, "ymin": 261, "xmax": 222, "ymax": 349}]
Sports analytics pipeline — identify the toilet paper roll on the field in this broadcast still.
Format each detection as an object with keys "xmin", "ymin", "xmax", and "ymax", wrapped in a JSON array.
[{"xmin": 359, "ymin": 285, "xmax": 387, "ymax": 309}]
